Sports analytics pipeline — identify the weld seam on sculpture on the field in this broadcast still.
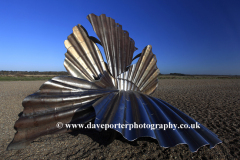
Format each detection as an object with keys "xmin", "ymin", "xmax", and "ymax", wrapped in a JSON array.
[{"xmin": 8, "ymin": 13, "xmax": 221, "ymax": 152}]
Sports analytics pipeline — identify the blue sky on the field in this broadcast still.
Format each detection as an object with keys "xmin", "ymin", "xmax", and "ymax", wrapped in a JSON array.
[{"xmin": 0, "ymin": 0, "xmax": 239, "ymax": 75}]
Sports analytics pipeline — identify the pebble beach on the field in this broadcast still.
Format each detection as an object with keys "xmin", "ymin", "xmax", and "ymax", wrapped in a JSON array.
[{"xmin": 0, "ymin": 79, "xmax": 239, "ymax": 159}]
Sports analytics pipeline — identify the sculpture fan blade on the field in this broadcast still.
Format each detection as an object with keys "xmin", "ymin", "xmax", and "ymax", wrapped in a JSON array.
[
  {"xmin": 116, "ymin": 45, "xmax": 160, "ymax": 94},
  {"xmin": 87, "ymin": 13, "xmax": 138, "ymax": 78},
  {"xmin": 7, "ymin": 76, "xmax": 117, "ymax": 150},
  {"xmin": 93, "ymin": 91, "xmax": 222, "ymax": 152},
  {"xmin": 64, "ymin": 24, "xmax": 107, "ymax": 81}
]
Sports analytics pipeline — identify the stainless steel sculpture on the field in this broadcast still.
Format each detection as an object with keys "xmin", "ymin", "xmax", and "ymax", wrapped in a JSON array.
[{"xmin": 8, "ymin": 14, "xmax": 221, "ymax": 152}]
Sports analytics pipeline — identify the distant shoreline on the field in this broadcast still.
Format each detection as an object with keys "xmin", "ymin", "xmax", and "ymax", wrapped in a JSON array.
[
  {"xmin": 0, "ymin": 72, "xmax": 239, "ymax": 81},
  {"xmin": 1, "ymin": 71, "xmax": 239, "ymax": 77},
  {"xmin": 0, "ymin": 71, "xmax": 69, "ymax": 76}
]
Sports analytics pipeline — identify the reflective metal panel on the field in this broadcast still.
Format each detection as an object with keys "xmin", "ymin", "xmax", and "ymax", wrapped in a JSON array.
[
  {"xmin": 93, "ymin": 91, "xmax": 222, "ymax": 152},
  {"xmin": 7, "ymin": 76, "xmax": 117, "ymax": 150},
  {"xmin": 87, "ymin": 14, "xmax": 137, "ymax": 78}
]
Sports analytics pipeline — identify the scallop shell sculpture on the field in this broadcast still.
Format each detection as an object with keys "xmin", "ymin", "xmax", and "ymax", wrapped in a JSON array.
[{"xmin": 8, "ymin": 14, "xmax": 222, "ymax": 152}]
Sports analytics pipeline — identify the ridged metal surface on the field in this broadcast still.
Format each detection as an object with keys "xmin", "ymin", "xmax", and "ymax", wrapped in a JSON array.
[
  {"xmin": 116, "ymin": 45, "xmax": 160, "ymax": 94},
  {"xmin": 87, "ymin": 14, "xmax": 138, "ymax": 78},
  {"xmin": 64, "ymin": 24, "xmax": 107, "ymax": 81},
  {"xmin": 93, "ymin": 91, "xmax": 222, "ymax": 152},
  {"xmin": 8, "ymin": 76, "xmax": 117, "ymax": 150},
  {"xmin": 8, "ymin": 13, "xmax": 221, "ymax": 152},
  {"xmin": 63, "ymin": 13, "xmax": 159, "ymax": 93}
]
